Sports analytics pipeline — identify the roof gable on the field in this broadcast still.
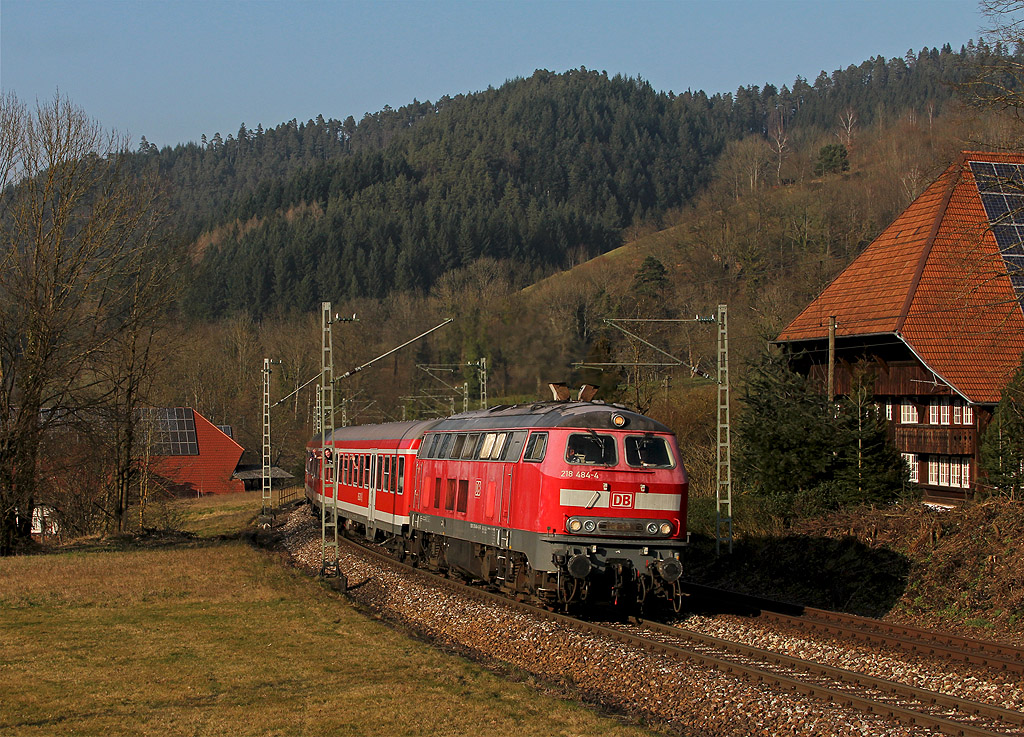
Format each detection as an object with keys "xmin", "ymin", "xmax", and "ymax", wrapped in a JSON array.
[{"xmin": 777, "ymin": 151, "xmax": 1024, "ymax": 403}]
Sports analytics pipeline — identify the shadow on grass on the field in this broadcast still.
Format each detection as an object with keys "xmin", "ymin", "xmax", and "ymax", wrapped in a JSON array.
[{"xmin": 683, "ymin": 532, "xmax": 911, "ymax": 618}]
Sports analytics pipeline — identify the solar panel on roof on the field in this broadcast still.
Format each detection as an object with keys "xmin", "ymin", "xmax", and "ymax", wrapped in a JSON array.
[
  {"xmin": 971, "ymin": 160, "xmax": 1024, "ymax": 303},
  {"xmin": 138, "ymin": 407, "xmax": 199, "ymax": 456}
]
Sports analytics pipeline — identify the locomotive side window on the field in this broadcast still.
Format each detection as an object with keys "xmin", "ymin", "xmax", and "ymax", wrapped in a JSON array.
[
  {"xmin": 489, "ymin": 432, "xmax": 507, "ymax": 459},
  {"xmin": 566, "ymin": 433, "xmax": 617, "ymax": 466},
  {"xmin": 451, "ymin": 434, "xmax": 467, "ymax": 459},
  {"xmin": 523, "ymin": 432, "xmax": 548, "ymax": 462},
  {"xmin": 479, "ymin": 433, "xmax": 497, "ymax": 459},
  {"xmin": 625, "ymin": 436, "xmax": 674, "ymax": 468},
  {"xmin": 438, "ymin": 433, "xmax": 455, "ymax": 459},
  {"xmin": 462, "ymin": 433, "xmax": 481, "ymax": 459},
  {"xmin": 422, "ymin": 434, "xmax": 441, "ymax": 458},
  {"xmin": 397, "ymin": 457, "xmax": 405, "ymax": 494},
  {"xmin": 503, "ymin": 431, "xmax": 528, "ymax": 461}
]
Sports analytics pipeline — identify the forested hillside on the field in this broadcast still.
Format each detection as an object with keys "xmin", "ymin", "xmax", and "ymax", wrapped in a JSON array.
[{"xmin": 126, "ymin": 43, "xmax": 994, "ymax": 319}]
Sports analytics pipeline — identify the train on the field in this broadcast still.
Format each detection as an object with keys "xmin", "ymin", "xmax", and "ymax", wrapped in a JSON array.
[{"xmin": 304, "ymin": 395, "xmax": 689, "ymax": 610}]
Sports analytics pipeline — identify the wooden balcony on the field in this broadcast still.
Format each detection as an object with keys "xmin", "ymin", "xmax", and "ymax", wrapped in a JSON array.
[{"xmin": 890, "ymin": 425, "xmax": 977, "ymax": 456}]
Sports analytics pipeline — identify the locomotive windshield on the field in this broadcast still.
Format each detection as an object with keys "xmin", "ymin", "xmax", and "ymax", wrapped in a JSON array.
[
  {"xmin": 625, "ymin": 436, "xmax": 674, "ymax": 468},
  {"xmin": 565, "ymin": 433, "xmax": 617, "ymax": 466}
]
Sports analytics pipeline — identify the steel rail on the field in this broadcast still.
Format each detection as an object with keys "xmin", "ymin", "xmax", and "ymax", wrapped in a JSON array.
[
  {"xmin": 629, "ymin": 618, "xmax": 1024, "ymax": 735},
  {"xmin": 681, "ymin": 582, "xmax": 1024, "ymax": 675},
  {"xmin": 330, "ymin": 534, "xmax": 1020, "ymax": 737}
]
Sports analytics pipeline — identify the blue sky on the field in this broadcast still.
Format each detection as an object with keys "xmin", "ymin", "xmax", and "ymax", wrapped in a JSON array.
[{"xmin": 1, "ymin": 0, "xmax": 985, "ymax": 149}]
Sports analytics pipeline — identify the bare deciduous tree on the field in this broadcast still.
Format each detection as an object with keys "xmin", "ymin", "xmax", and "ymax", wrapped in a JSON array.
[{"xmin": 0, "ymin": 93, "xmax": 173, "ymax": 552}]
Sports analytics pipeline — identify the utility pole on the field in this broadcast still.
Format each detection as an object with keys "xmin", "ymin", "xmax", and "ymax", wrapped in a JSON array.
[{"xmin": 828, "ymin": 316, "xmax": 837, "ymax": 401}]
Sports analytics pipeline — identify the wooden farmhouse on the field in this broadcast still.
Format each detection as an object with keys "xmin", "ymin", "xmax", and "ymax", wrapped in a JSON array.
[{"xmin": 776, "ymin": 151, "xmax": 1024, "ymax": 502}]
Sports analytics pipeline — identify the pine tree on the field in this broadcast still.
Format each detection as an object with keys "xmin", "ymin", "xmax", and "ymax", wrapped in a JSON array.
[{"xmin": 981, "ymin": 353, "xmax": 1024, "ymax": 498}]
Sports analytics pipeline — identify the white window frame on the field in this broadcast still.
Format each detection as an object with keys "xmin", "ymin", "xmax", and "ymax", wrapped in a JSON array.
[
  {"xmin": 885, "ymin": 402, "xmax": 893, "ymax": 421},
  {"xmin": 952, "ymin": 403, "xmax": 962, "ymax": 425},
  {"xmin": 961, "ymin": 459, "xmax": 971, "ymax": 488},
  {"xmin": 963, "ymin": 404, "xmax": 974, "ymax": 425},
  {"xmin": 901, "ymin": 401, "xmax": 918, "ymax": 424},
  {"xmin": 928, "ymin": 457, "xmax": 939, "ymax": 485},
  {"xmin": 928, "ymin": 400, "xmax": 940, "ymax": 425},
  {"xmin": 939, "ymin": 457, "xmax": 950, "ymax": 486},
  {"xmin": 902, "ymin": 453, "xmax": 919, "ymax": 483},
  {"xmin": 940, "ymin": 400, "xmax": 950, "ymax": 425}
]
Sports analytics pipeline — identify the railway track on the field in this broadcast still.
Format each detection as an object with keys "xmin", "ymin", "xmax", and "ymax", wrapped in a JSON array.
[
  {"xmin": 331, "ymin": 534, "xmax": 1023, "ymax": 737},
  {"xmin": 620, "ymin": 618, "xmax": 1024, "ymax": 737},
  {"xmin": 681, "ymin": 582, "xmax": 1024, "ymax": 675}
]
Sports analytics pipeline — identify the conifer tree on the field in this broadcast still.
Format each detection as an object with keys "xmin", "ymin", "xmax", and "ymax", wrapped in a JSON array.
[{"xmin": 980, "ymin": 353, "xmax": 1024, "ymax": 498}]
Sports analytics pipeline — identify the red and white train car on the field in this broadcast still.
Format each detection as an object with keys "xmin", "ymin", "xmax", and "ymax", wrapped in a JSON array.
[{"xmin": 306, "ymin": 401, "xmax": 688, "ymax": 608}]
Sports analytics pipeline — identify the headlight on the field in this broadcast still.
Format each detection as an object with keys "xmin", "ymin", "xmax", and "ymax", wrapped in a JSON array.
[
  {"xmin": 568, "ymin": 519, "xmax": 582, "ymax": 532},
  {"xmin": 646, "ymin": 522, "xmax": 659, "ymax": 535},
  {"xmin": 583, "ymin": 519, "xmax": 596, "ymax": 532},
  {"xmin": 659, "ymin": 522, "xmax": 673, "ymax": 535}
]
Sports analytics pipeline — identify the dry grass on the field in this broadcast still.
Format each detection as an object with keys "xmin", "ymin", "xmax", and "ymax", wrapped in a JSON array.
[
  {"xmin": 0, "ymin": 507, "xmax": 659, "ymax": 737},
  {"xmin": 169, "ymin": 487, "xmax": 302, "ymax": 538}
]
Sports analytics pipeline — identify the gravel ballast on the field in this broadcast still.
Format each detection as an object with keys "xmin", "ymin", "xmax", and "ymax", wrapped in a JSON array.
[{"xmin": 272, "ymin": 509, "xmax": 1007, "ymax": 736}]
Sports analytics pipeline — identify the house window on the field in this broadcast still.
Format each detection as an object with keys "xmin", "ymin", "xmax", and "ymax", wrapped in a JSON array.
[
  {"xmin": 900, "ymin": 401, "xmax": 918, "ymax": 424},
  {"xmin": 929, "ymin": 401, "xmax": 940, "ymax": 425},
  {"xmin": 940, "ymin": 401, "xmax": 950, "ymax": 425},
  {"xmin": 963, "ymin": 404, "xmax": 974, "ymax": 425},
  {"xmin": 902, "ymin": 453, "xmax": 919, "ymax": 483},
  {"xmin": 926, "ymin": 455, "xmax": 972, "ymax": 489},
  {"xmin": 885, "ymin": 402, "xmax": 893, "ymax": 421}
]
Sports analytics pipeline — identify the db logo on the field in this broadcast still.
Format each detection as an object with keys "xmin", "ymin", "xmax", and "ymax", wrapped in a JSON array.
[{"xmin": 611, "ymin": 492, "xmax": 634, "ymax": 509}]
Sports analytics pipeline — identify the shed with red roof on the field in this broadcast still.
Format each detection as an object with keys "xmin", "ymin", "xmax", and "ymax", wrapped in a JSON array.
[{"xmin": 143, "ymin": 407, "xmax": 245, "ymax": 495}]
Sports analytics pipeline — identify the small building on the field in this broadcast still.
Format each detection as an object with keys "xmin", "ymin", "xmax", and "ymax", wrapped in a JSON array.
[
  {"xmin": 777, "ymin": 151, "xmax": 1024, "ymax": 501},
  {"xmin": 231, "ymin": 464, "xmax": 295, "ymax": 491},
  {"xmin": 141, "ymin": 407, "xmax": 245, "ymax": 495}
]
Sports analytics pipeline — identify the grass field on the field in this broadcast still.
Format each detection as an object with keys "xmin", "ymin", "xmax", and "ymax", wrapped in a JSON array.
[{"xmin": 0, "ymin": 495, "xmax": 659, "ymax": 737}]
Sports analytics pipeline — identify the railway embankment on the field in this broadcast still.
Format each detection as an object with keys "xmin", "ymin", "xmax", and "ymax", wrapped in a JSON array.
[{"xmin": 684, "ymin": 498, "xmax": 1024, "ymax": 644}]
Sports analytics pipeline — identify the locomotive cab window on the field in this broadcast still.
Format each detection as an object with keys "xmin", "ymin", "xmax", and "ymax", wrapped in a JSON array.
[
  {"xmin": 566, "ymin": 433, "xmax": 617, "ymax": 466},
  {"xmin": 523, "ymin": 432, "xmax": 548, "ymax": 462},
  {"xmin": 625, "ymin": 436, "xmax": 674, "ymax": 468}
]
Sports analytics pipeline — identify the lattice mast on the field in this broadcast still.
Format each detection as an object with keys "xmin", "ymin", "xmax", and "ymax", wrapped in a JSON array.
[
  {"xmin": 716, "ymin": 304, "xmax": 733, "ymax": 555},
  {"xmin": 319, "ymin": 302, "xmax": 340, "ymax": 577},
  {"xmin": 262, "ymin": 358, "xmax": 272, "ymax": 518}
]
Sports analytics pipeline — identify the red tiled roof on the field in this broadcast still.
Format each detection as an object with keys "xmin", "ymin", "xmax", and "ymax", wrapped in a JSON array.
[
  {"xmin": 777, "ymin": 151, "xmax": 1024, "ymax": 403},
  {"xmin": 150, "ymin": 409, "xmax": 245, "ymax": 494}
]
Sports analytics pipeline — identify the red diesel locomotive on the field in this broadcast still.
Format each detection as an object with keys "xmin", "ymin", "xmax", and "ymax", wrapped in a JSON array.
[{"xmin": 305, "ymin": 400, "xmax": 688, "ymax": 609}]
